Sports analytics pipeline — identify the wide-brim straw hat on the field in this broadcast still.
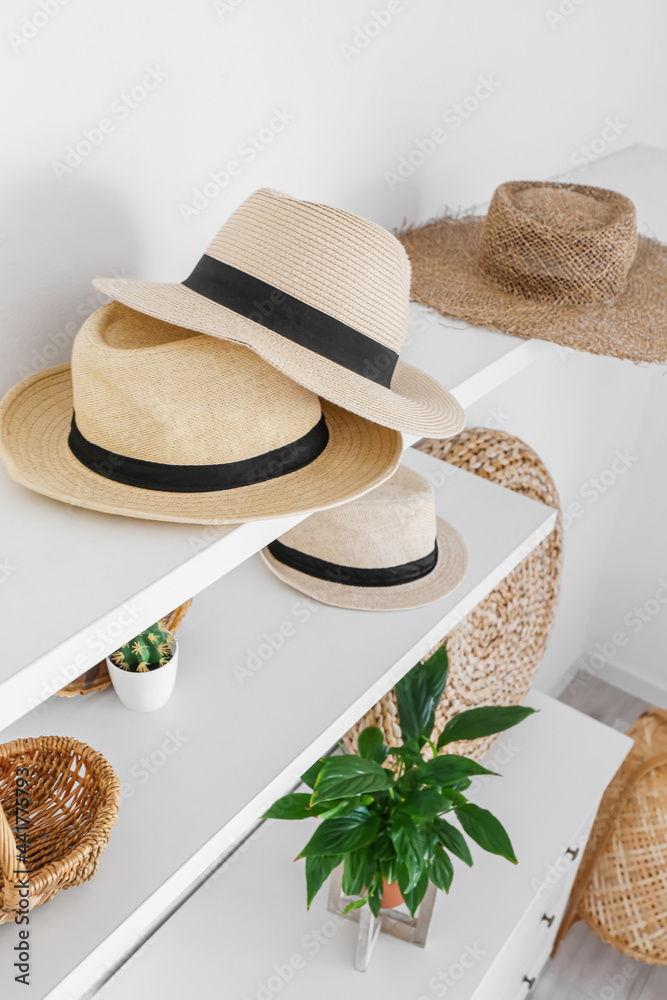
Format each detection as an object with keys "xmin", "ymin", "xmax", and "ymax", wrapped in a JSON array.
[
  {"xmin": 399, "ymin": 181, "xmax": 667, "ymax": 364},
  {"xmin": 260, "ymin": 464, "xmax": 467, "ymax": 611},
  {"xmin": 0, "ymin": 302, "xmax": 402, "ymax": 524},
  {"xmin": 92, "ymin": 188, "xmax": 465, "ymax": 437}
]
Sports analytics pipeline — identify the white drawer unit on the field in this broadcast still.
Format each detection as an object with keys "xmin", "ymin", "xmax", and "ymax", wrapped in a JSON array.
[{"xmin": 96, "ymin": 692, "xmax": 631, "ymax": 1000}]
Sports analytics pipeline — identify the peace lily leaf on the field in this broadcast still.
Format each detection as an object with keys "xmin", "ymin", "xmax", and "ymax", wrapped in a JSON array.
[
  {"xmin": 398, "ymin": 787, "xmax": 454, "ymax": 822},
  {"xmin": 315, "ymin": 797, "xmax": 362, "ymax": 819},
  {"xmin": 342, "ymin": 897, "xmax": 367, "ymax": 916},
  {"xmin": 380, "ymin": 855, "xmax": 398, "ymax": 885},
  {"xmin": 395, "ymin": 666, "xmax": 435, "ymax": 745},
  {"xmin": 438, "ymin": 705, "xmax": 536, "ymax": 748},
  {"xmin": 429, "ymin": 845, "xmax": 454, "ymax": 893},
  {"xmin": 438, "ymin": 788, "xmax": 469, "ymax": 810},
  {"xmin": 311, "ymin": 756, "xmax": 393, "ymax": 804},
  {"xmin": 372, "ymin": 831, "xmax": 395, "ymax": 860},
  {"xmin": 368, "ymin": 886, "xmax": 383, "ymax": 918},
  {"xmin": 357, "ymin": 726, "xmax": 386, "ymax": 763},
  {"xmin": 342, "ymin": 845, "xmax": 376, "ymax": 896},
  {"xmin": 305, "ymin": 854, "xmax": 342, "ymax": 908},
  {"xmin": 432, "ymin": 817, "xmax": 473, "ymax": 867},
  {"xmin": 298, "ymin": 808, "xmax": 380, "ymax": 858},
  {"xmin": 300, "ymin": 758, "xmax": 326, "ymax": 789},
  {"xmin": 390, "ymin": 815, "xmax": 426, "ymax": 890},
  {"xmin": 418, "ymin": 754, "xmax": 498, "ymax": 787},
  {"xmin": 263, "ymin": 793, "xmax": 316, "ymax": 821},
  {"xmin": 402, "ymin": 867, "xmax": 429, "ymax": 919},
  {"xmin": 456, "ymin": 804, "xmax": 518, "ymax": 864},
  {"xmin": 397, "ymin": 857, "xmax": 423, "ymax": 895},
  {"xmin": 422, "ymin": 644, "xmax": 449, "ymax": 708}
]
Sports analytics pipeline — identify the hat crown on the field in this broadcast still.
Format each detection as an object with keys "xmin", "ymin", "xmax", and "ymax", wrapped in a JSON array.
[
  {"xmin": 278, "ymin": 465, "xmax": 436, "ymax": 569},
  {"xmin": 71, "ymin": 303, "xmax": 322, "ymax": 465},
  {"xmin": 478, "ymin": 181, "xmax": 638, "ymax": 305},
  {"xmin": 204, "ymin": 188, "xmax": 412, "ymax": 354}
]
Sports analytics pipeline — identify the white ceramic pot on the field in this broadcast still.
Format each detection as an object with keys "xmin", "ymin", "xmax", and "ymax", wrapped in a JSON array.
[{"xmin": 107, "ymin": 642, "xmax": 178, "ymax": 712}]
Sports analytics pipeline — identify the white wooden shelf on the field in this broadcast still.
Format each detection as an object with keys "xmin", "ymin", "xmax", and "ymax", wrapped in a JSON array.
[
  {"xmin": 0, "ymin": 447, "xmax": 556, "ymax": 999},
  {"xmin": 95, "ymin": 692, "xmax": 631, "ymax": 1000},
  {"xmin": 0, "ymin": 304, "xmax": 542, "ymax": 731}
]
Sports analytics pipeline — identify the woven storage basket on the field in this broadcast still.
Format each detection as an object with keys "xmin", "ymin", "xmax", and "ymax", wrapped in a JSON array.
[
  {"xmin": 56, "ymin": 599, "xmax": 193, "ymax": 697},
  {"xmin": 553, "ymin": 708, "xmax": 667, "ymax": 964},
  {"xmin": 0, "ymin": 736, "xmax": 120, "ymax": 921},
  {"xmin": 343, "ymin": 429, "xmax": 562, "ymax": 759}
]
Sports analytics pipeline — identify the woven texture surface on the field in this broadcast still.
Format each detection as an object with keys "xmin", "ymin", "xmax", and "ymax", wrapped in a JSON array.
[
  {"xmin": 0, "ymin": 303, "xmax": 403, "ymax": 523},
  {"xmin": 343, "ymin": 428, "xmax": 562, "ymax": 758},
  {"xmin": 399, "ymin": 181, "xmax": 667, "ymax": 364},
  {"xmin": 0, "ymin": 737, "xmax": 120, "ymax": 921},
  {"xmin": 555, "ymin": 709, "xmax": 667, "ymax": 964},
  {"xmin": 261, "ymin": 464, "xmax": 468, "ymax": 611},
  {"xmin": 57, "ymin": 599, "xmax": 193, "ymax": 697},
  {"xmin": 92, "ymin": 188, "xmax": 465, "ymax": 438}
]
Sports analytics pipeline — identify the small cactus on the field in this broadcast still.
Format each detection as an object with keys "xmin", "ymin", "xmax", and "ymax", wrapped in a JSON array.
[{"xmin": 110, "ymin": 623, "xmax": 175, "ymax": 673}]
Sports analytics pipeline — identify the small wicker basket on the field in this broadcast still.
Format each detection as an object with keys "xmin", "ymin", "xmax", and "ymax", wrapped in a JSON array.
[{"xmin": 0, "ymin": 737, "xmax": 120, "ymax": 922}]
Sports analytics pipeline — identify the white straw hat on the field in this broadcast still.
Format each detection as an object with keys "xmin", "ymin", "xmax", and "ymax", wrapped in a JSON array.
[
  {"xmin": 93, "ymin": 189, "xmax": 465, "ymax": 438},
  {"xmin": 260, "ymin": 464, "xmax": 468, "ymax": 611},
  {"xmin": 0, "ymin": 302, "xmax": 403, "ymax": 524}
]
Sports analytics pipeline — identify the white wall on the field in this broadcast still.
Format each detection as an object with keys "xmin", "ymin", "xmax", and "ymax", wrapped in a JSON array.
[{"xmin": 2, "ymin": 0, "xmax": 666, "ymax": 695}]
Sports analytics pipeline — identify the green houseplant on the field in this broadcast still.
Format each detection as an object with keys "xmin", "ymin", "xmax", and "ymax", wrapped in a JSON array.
[
  {"xmin": 106, "ymin": 623, "xmax": 178, "ymax": 712},
  {"xmin": 265, "ymin": 646, "xmax": 536, "ymax": 919}
]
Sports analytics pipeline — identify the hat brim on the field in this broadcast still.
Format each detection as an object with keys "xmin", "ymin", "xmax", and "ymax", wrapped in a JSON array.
[
  {"xmin": 0, "ymin": 365, "xmax": 403, "ymax": 524},
  {"xmin": 92, "ymin": 278, "xmax": 465, "ymax": 438},
  {"xmin": 399, "ymin": 217, "xmax": 667, "ymax": 364},
  {"xmin": 259, "ymin": 517, "xmax": 468, "ymax": 611}
]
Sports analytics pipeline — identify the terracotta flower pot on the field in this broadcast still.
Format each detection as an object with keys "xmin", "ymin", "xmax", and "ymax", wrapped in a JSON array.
[
  {"xmin": 362, "ymin": 879, "xmax": 404, "ymax": 909},
  {"xmin": 380, "ymin": 880, "xmax": 404, "ymax": 909}
]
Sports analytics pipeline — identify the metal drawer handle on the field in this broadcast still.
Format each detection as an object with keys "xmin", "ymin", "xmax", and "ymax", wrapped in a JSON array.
[
  {"xmin": 523, "ymin": 975, "xmax": 536, "ymax": 989},
  {"xmin": 541, "ymin": 913, "xmax": 555, "ymax": 927},
  {"xmin": 565, "ymin": 846, "xmax": 579, "ymax": 860}
]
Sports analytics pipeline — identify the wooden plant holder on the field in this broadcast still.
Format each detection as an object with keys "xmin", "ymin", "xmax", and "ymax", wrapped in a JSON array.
[{"xmin": 327, "ymin": 866, "xmax": 437, "ymax": 972}]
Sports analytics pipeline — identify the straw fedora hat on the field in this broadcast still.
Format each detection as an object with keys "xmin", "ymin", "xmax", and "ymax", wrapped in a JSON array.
[
  {"xmin": 260, "ymin": 464, "xmax": 467, "ymax": 611},
  {"xmin": 92, "ymin": 188, "xmax": 465, "ymax": 437},
  {"xmin": 400, "ymin": 181, "xmax": 667, "ymax": 364},
  {"xmin": 0, "ymin": 302, "xmax": 403, "ymax": 524}
]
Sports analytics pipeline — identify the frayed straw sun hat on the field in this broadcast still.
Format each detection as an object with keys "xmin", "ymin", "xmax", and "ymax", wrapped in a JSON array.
[
  {"xmin": 400, "ymin": 181, "xmax": 667, "ymax": 364},
  {"xmin": 0, "ymin": 302, "xmax": 403, "ymax": 523},
  {"xmin": 92, "ymin": 188, "xmax": 465, "ymax": 437},
  {"xmin": 260, "ymin": 464, "xmax": 467, "ymax": 611}
]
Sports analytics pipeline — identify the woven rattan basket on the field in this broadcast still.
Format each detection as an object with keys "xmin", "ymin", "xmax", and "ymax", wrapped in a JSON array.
[
  {"xmin": 343, "ymin": 429, "xmax": 562, "ymax": 759},
  {"xmin": 56, "ymin": 599, "xmax": 193, "ymax": 697},
  {"xmin": 0, "ymin": 737, "xmax": 120, "ymax": 921},
  {"xmin": 553, "ymin": 708, "xmax": 667, "ymax": 964}
]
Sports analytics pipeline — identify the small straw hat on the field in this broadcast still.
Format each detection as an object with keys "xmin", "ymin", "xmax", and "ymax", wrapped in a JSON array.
[
  {"xmin": 93, "ymin": 188, "xmax": 465, "ymax": 437},
  {"xmin": 0, "ymin": 302, "xmax": 403, "ymax": 523},
  {"xmin": 400, "ymin": 181, "xmax": 667, "ymax": 364},
  {"xmin": 260, "ymin": 464, "xmax": 467, "ymax": 611}
]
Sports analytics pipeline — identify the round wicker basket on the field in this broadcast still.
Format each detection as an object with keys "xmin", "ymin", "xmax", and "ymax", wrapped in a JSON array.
[
  {"xmin": 343, "ymin": 428, "xmax": 563, "ymax": 760},
  {"xmin": 554, "ymin": 708, "xmax": 667, "ymax": 964},
  {"xmin": 0, "ymin": 737, "xmax": 120, "ymax": 921},
  {"xmin": 56, "ymin": 599, "xmax": 193, "ymax": 697}
]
